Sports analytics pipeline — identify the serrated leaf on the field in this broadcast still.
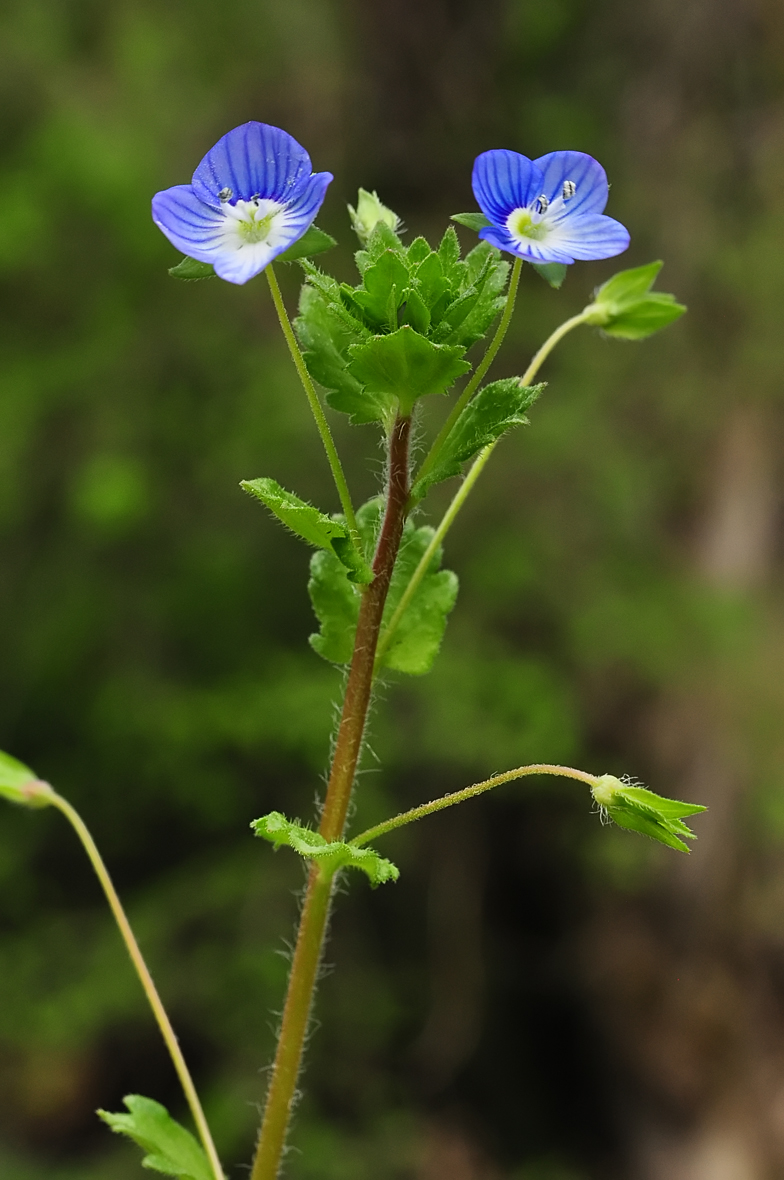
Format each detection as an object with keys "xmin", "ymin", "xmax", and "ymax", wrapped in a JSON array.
[
  {"xmin": 252, "ymin": 811, "xmax": 399, "ymax": 886},
  {"xmin": 98, "ymin": 1095, "xmax": 215, "ymax": 1180},
  {"xmin": 308, "ymin": 498, "xmax": 382, "ymax": 662},
  {"xmin": 278, "ymin": 224, "xmax": 337, "ymax": 263},
  {"xmin": 437, "ymin": 226, "xmax": 462, "ymax": 280},
  {"xmin": 583, "ymin": 261, "xmax": 686, "ymax": 340},
  {"xmin": 379, "ymin": 521, "xmax": 459, "ymax": 675},
  {"xmin": 308, "ymin": 497, "xmax": 458, "ymax": 675},
  {"xmin": 531, "ymin": 261, "xmax": 568, "ymax": 289},
  {"xmin": 451, "ymin": 212, "xmax": 492, "ymax": 232},
  {"xmin": 355, "ymin": 221, "xmax": 405, "ymax": 273},
  {"xmin": 168, "ymin": 257, "xmax": 215, "ymax": 281},
  {"xmin": 240, "ymin": 478, "xmax": 372, "ymax": 583},
  {"xmin": 411, "ymin": 379, "xmax": 545, "ymax": 501},
  {"xmin": 0, "ymin": 750, "xmax": 53, "ymax": 809},
  {"xmin": 295, "ymin": 284, "xmax": 394, "ymax": 426},
  {"xmin": 348, "ymin": 327, "xmax": 469, "ymax": 415},
  {"xmin": 436, "ymin": 248, "xmax": 509, "ymax": 348},
  {"xmin": 591, "ymin": 775, "xmax": 706, "ymax": 853},
  {"xmin": 350, "ymin": 250, "xmax": 411, "ymax": 328}
]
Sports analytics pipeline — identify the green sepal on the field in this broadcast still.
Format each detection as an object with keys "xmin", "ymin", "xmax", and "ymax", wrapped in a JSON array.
[
  {"xmin": 168, "ymin": 257, "xmax": 215, "ymax": 281},
  {"xmin": 348, "ymin": 327, "xmax": 470, "ymax": 415},
  {"xmin": 97, "ymin": 1095, "xmax": 214, "ymax": 1180},
  {"xmin": 308, "ymin": 498, "xmax": 458, "ymax": 676},
  {"xmin": 252, "ymin": 811, "xmax": 399, "ymax": 886},
  {"xmin": 583, "ymin": 261, "xmax": 686, "ymax": 340},
  {"xmin": 411, "ymin": 379, "xmax": 545, "ymax": 502},
  {"xmin": 240, "ymin": 478, "xmax": 372, "ymax": 584},
  {"xmin": 531, "ymin": 261, "xmax": 568, "ymax": 289},
  {"xmin": 451, "ymin": 212, "xmax": 492, "ymax": 232},
  {"xmin": 0, "ymin": 750, "xmax": 53, "ymax": 809},
  {"xmin": 279, "ymin": 225, "xmax": 337, "ymax": 263},
  {"xmin": 591, "ymin": 775, "xmax": 706, "ymax": 853}
]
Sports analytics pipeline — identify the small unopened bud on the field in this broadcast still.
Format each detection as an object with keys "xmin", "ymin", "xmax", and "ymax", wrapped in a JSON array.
[
  {"xmin": 348, "ymin": 188, "xmax": 401, "ymax": 245},
  {"xmin": 0, "ymin": 750, "xmax": 54, "ymax": 809}
]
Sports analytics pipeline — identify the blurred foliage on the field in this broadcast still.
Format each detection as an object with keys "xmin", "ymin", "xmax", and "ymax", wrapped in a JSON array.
[{"xmin": 1, "ymin": 0, "xmax": 784, "ymax": 1178}]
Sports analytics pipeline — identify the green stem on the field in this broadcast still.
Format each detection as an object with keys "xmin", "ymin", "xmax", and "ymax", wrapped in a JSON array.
[
  {"xmin": 375, "ymin": 309, "xmax": 589, "ymax": 667},
  {"xmin": 412, "ymin": 257, "xmax": 522, "ymax": 500},
  {"xmin": 351, "ymin": 763, "xmax": 599, "ymax": 847},
  {"xmin": 47, "ymin": 790, "xmax": 224, "ymax": 1180},
  {"xmin": 265, "ymin": 264, "xmax": 360, "ymax": 546},
  {"xmin": 250, "ymin": 414, "xmax": 413, "ymax": 1180}
]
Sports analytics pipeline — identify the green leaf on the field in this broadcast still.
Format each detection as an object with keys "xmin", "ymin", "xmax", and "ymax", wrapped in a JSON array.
[
  {"xmin": 437, "ymin": 226, "xmax": 462, "ymax": 278},
  {"xmin": 412, "ymin": 252, "xmax": 450, "ymax": 316},
  {"xmin": 378, "ymin": 522, "xmax": 458, "ymax": 675},
  {"xmin": 240, "ymin": 478, "xmax": 372, "ymax": 583},
  {"xmin": 98, "ymin": 1095, "xmax": 215, "ymax": 1180},
  {"xmin": 406, "ymin": 236, "xmax": 432, "ymax": 265},
  {"xmin": 531, "ymin": 261, "xmax": 568, "ymax": 289},
  {"xmin": 355, "ymin": 220, "xmax": 405, "ymax": 274},
  {"xmin": 252, "ymin": 811, "xmax": 399, "ymax": 886},
  {"xmin": 348, "ymin": 327, "xmax": 470, "ymax": 415},
  {"xmin": 591, "ymin": 775, "xmax": 706, "ymax": 853},
  {"xmin": 0, "ymin": 750, "xmax": 53, "ymax": 809},
  {"xmin": 308, "ymin": 498, "xmax": 381, "ymax": 662},
  {"xmin": 583, "ymin": 261, "xmax": 686, "ymax": 340},
  {"xmin": 398, "ymin": 288, "xmax": 431, "ymax": 335},
  {"xmin": 278, "ymin": 224, "xmax": 337, "ymax": 263},
  {"xmin": 411, "ymin": 379, "xmax": 545, "ymax": 501},
  {"xmin": 168, "ymin": 257, "xmax": 215, "ymax": 281},
  {"xmin": 437, "ymin": 246, "xmax": 509, "ymax": 348},
  {"xmin": 349, "ymin": 250, "xmax": 411, "ymax": 328},
  {"xmin": 451, "ymin": 212, "xmax": 492, "ymax": 232},
  {"xmin": 307, "ymin": 497, "xmax": 458, "ymax": 676},
  {"xmin": 295, "ymin": 284, "xmax": 393, "ymax": 426}
]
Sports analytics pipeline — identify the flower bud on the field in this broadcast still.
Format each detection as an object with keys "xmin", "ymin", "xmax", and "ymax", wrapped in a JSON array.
[{"xmin": 348, "ymin": 189, "xmax": 401, "ymax": 245}]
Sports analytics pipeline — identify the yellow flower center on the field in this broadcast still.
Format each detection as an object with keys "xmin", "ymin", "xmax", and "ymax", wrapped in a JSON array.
[{"xmin": 508, "ymin": 208, "xmax": 548, "ymax": 241}]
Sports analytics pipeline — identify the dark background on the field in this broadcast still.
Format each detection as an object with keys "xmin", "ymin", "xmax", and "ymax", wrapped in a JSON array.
[{"xmin": 1, "ymin": 0, "xmax": 784, "ymax": 1177}]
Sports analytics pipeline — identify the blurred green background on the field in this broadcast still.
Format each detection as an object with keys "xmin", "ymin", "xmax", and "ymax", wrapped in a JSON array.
[{"xmin": 2, "ymin": 0, "xmax": 784, "ymax": 1177}]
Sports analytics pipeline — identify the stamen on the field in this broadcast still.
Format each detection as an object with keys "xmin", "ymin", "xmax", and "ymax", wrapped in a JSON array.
[
  {"xmin": 251, "ymin": 193, "xmax": 261, "ymax": 203},
  {"xmin": 562, "ymin": 180, "xmax": 576, "ymax": 199},
  {"xmin": 219, "ymin": 187, "xmax": 233, "ymax": 202},
  {"xmin": 534, "ymin": 194, "xmax": 549, "ymax": 214}
]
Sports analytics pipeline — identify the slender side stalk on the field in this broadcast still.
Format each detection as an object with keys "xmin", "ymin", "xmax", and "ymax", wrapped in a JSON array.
[
  {"xmin": 46, "ymin": 790, "xmax": 224, "ymax": 1180},
  {"xmin": 250, "ymin": 414, "xmax": 413, "ymax": 1180},
  {"xmin": 351, "ymin": 763, "xmax": 599, "ymax": 847},
  {"xmin": 376, "ymin": 309, "xmax": 589, "ymax": 666},
  {"xmin": 412, "ymin": 257, "xmax": 523, "ymax": 498},
  {"xmin": 265, "ymin": 265, "xmax": 360, "ymax": 546}
]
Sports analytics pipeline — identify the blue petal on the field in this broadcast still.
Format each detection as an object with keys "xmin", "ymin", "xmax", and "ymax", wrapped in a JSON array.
[
  {"xmin": 151, "ymin": 185, "xmax": 226, "ymax": 261},
  {"xmin": 534, "ymin": 151, "xmax": 609, "ymax": 219},
  {"xmin": 472, "ymin": 150, "xmax": 543, "ymax": 226},
  {"xmin": 479, "ymin": 224, "xmax": 576, "ymax": 265},
  {"xmin": 548, "ymin": 213, "xmax": 630, "ymax": 261},
  {"xmin": 191, "ymin": 122, "xmax": 314, "ymax": 209},
  {"xmin": 276, "ymin": 170, "xmax": 333, "ymax": 239}
]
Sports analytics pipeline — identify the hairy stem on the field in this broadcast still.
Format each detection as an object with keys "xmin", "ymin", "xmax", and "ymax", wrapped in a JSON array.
[
  {"xmin": 47, "ymin": 790, "xmax": 224, "ymax": 1180},
  {"xmin": 266, "ymin": 264, "xmax": 360, "ymax": 546},
  {"xmin": 250, "ymin": 414, "xmax": 412, "ymax": 1180},
  {"xmin": 351, "ymin": 763, "xmax": 599, "ymax": 847},
  {"xmin": 412, "ymin": 257, "xmax": 522, "ymax": 500},
  {"xmin": 376, "ymin": 310, "xmax": 589, "ymax": 665}
]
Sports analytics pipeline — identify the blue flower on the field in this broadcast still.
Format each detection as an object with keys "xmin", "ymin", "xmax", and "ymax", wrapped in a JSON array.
[
  {"xmin": 152, "ymin": 122, "xmax": 333, "ymax": 285},
  {"xmin": 472, "ymin": 149, "xmax": 629, "ymax": 265}
]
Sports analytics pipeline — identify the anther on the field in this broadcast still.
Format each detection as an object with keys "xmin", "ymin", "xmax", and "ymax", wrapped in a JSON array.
[
  {"xmin": 534, "ymin": 194, "xmax": 549, "ymax": 214},
  {"xmin": 219, "ymin": 187, "xmax": 233, "ymax": 201},
  {"xmin": 562, "ymin": 180, "xmax": 576, "ymax": 199}
]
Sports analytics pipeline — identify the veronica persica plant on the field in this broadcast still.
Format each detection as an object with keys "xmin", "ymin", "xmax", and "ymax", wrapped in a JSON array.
[{"xmin": 1, "ymin": 126, "xmax": 698, "ymax": 1180}]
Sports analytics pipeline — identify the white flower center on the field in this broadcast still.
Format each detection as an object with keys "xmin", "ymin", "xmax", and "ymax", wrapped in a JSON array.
[
  {"xmin": 221, "ymin": 198, "xmax": 289, "ymax": 252},
  {"xmin": 507, "ymin": 207, "xmax": 549, "ymax": 242}
]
